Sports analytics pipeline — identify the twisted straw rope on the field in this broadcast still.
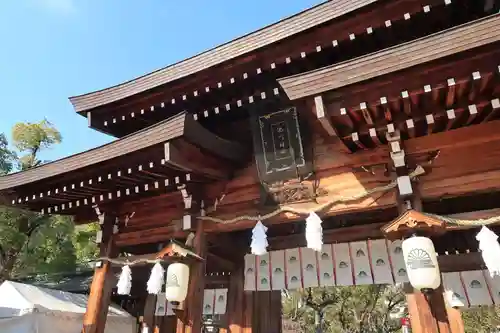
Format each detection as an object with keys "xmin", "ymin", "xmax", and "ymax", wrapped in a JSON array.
[
  {"xmin": 95, "ymin": 164, "xmax": 500, "ymax": 266},
  {"xmin": 198, "ymin": 166, "xmax": 426, "ymax": 224},
  {"xmin": 423, "ymin": 213, "xmax": 500, "ymax": 227},
  {"xmin": 95, "ymin": 257, "xmax": 161, "ymax": 265}
]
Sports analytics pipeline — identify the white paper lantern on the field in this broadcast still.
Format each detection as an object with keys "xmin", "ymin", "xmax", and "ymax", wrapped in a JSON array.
[
  {"xmin": 402, "ymin": 236, "xmax": 441, "ymax": 291},
  {"xmin": 165, "ymin": 263, "xmax": 190, "ymax": 303}
]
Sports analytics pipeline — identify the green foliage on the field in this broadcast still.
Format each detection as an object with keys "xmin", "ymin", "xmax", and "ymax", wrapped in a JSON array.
[
  {"xmin": 283, "ymin": 285, "xmax": 500, "ymax": 333},
  {"xmin": 72, "ymin": 223, "xmax": 100, "ymax": 267},
  {"xmin": 14, "ymin": 215, "xmax": 77, "ymax": 276},
  {"xmin": 0, "ymin": 133, "xmax": 16, "ymax": 175},
  {"xmin": 282, "ymin": 285, "xmax": 406, "ymax": 333},
  {"xmin": 0, "ymin": 122, "xmax": 97, "ymax": 283},
  {"xmin": 462, "ymin": 306, "xmax": 500, "ymax": 333},
  {"xmin": 11, "ymin": 119, "xmax": 62, "ymax": 170}
]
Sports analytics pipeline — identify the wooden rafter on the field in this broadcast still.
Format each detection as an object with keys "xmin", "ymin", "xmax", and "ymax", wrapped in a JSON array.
[
  {"xmin": 313, "ymin": 95, "xmax": 338, "ymax": 137},
  {"xmin": 279, "ymin": 15, "xmax": 500, "ymax": 100},
  {"xmin": 164, "ymin": 142, "xmax": 227, "ymax": 180},
  {"xmin": 1, "ymin": 112, "xmax": 247, "ymax": 215},
  {"xmin": 87, "ymin": 0, "xmax": 457, "ymax": 138}
]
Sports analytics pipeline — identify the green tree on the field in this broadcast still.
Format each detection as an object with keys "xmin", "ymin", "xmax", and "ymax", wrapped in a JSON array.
[
  {"xmin": 72, "ymin": 223, "xmax": 100, "ymax": 268},
  {"xmin": 462, "ymin": 305, "xmax": 500, "ymax": 333},
  {"xmin": 11, "ymin": 119, "xmax": 61, "ymax": 170},
  {"xmin": 0, "ymin": 121, "xmax": 98, "ymax": 282},
  {"xmin": 0, "ymin": 133, "xmax": 16, "ymax": 175},
  {"xmin": 282, "ymin": 285, "xmax": 406, "ymax": 333}
]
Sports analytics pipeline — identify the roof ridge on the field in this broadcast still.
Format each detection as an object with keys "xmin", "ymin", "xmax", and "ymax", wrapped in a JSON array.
[{"xmin": 69, "ymin": 0, "xmax": 377, "ymax": 112}]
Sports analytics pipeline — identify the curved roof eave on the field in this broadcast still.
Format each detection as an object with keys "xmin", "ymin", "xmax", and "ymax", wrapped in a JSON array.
[
  {"xmin": 278, "ymin": 14, "xmax": 500, "ymax": 100},
  {"xmin": 69, "ymin": 0, "xmax": 378, "ymax": 113}
]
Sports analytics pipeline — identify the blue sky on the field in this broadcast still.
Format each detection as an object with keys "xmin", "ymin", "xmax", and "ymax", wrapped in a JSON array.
[{"xmin": 0, "ymin": 0, "xmax": 322, "ymax": 162}]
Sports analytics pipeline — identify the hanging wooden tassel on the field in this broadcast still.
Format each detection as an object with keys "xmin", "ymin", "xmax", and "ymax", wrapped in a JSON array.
[
  {"xmin": 147, "ymin": 262, "xmax": 165, "ymax": 294},
  {"xmin": 117, "ymin": 265, "xmax": 132, "ymax": 295},
  {"xmin": 476, "ymin": 226, "xmax": 500, "ymax": 277}
]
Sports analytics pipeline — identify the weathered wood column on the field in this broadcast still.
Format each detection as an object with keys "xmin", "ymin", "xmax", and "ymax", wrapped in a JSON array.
[
  {"xmin": 446, "ymin": 306, "xmax": 465, "ymax": 333},
  {"xmin": 224, "ymin": 265, "xmax": 245, "ymax": 333},
  {"xmin": 404, "ymin": 284, "xmax": 456, "ymax": 333},
  {"xmin": 176, "ymin": 219, "xmax": 206, "ymax": 333},
  {"xmin": 82, "ymin": 210, "xmax": 118, "ymax": 333},
  {"xmin": 383, "ymin": 130, "xmax": 464, "ymax": 333}
]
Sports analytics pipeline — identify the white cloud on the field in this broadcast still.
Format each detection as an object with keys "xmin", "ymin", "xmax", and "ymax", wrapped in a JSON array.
[{"xmin": 35, "ymin": 0, "xmax": 76, "ymax": 15}]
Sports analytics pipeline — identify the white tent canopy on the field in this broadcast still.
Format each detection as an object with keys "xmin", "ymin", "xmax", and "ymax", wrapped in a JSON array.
[{"xmin": 0, "ymin": 281, "xmax": 136, "ymax": 333}]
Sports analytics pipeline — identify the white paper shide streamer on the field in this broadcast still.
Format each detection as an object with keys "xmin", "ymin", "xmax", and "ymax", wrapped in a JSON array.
[
  {"xmin": 251, "ymin": 221, "xmax": 268, "ymax": 255},
  {"xmin": 147, "ymin": 262, "xmax": 165, "ymax": 294},
  {"xmin": 476, "ymin": 226, "xmax": 500, "ymax": 277},
  {"xmin": 117, "ymin": 265, "xmax": 132, "ymax": 295},
  {"xmin": 305, "ymin": 212, "xmax": 323, "ymax": 252}
]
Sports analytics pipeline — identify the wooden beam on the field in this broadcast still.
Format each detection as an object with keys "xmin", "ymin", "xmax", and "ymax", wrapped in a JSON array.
[
  {"xmin": 351, "ymin": 132, "xmax": 366, "ymax": 149},
  {"xmin": 82, "ymin": 212, "xmax": 117, "ymax": 333},
  {"xmin": 405, "ymin": 284, "xmax": 452, "ymax": 333},
  {"xmin": 184, "ymin": 114, "xmax": 247, "ymax": 162},
  {"xmin": 438, "ymin": 252, "xmax": 483, "ymax": 273},
  {"xmin": 114, "ymin": 207, "xmax": 500, "ymax": 247},
  {"xmin": 465, "ymin": 104, "xmax": 478, "ymax": 125},
  {"xmin": 482, "ymin": 98, "xmax": 500, "ymax": 122},
  {"xmin": 176, "ymin": 220, "xmax": 206, "ymax": 333},
  {"xmin": 405, "ymin": 119, "xmax": 500, "ymax": 154},
  {"xmin": 207, "ymin": 252, "xmax": 235, "ymax": 271},
  {"xmin": 380, "ymin": 96, "xmax": 392, "ymax": 121},
  {"xmin": 447, "ymin": 307, "xmax": 465, "ymax": 333},
  {"xmin": 445, "ymin": 78, "xmax": 456, "ymax": 108},
  {"xmin": 164, "ymin": 141, "xmax": 228, "ymax": 180},
  {"xmin": 313, "ymin": 95, "xmax": 338, "ymax": 137},
  {"xmin": 226, "ymin": 265, "xmax": 245, "ymax": 333},
  {"xmin": 402, "ymin": 90, "xmax": 412, "ymax": 115}
]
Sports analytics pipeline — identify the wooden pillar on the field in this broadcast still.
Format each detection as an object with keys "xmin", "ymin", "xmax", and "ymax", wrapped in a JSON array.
[
  {"xmin": 82, "ymin": 211, "xmax": 117, "ymax": 333},
  {"xmin": 446, "ymin": 306, "xmax": 465, "ymax": 333},
  {"xmin": 385, "ymin": 131, "xmax": 462, "ymax": 333},
  {"xmin": 176, "ymin": 220, "xmax": 206, "ymax": 333},
  {"xmin": 143, "ymin": 294, "xmax": 157, "ymax": 333},
  {"xmin": 226, "ymin": 265, "xmax": 245, "ymax": 333},
  {"xmin": 252, "ymin": 291, "xmax": 282, "ymax": 333},
  {"xmin": 405, "ymin": 284, "xmax": 456, "ymax": 333}
]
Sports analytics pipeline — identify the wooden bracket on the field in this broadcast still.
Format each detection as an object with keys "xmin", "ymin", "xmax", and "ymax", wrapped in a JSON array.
[
  {"xmin": 314, "ymin": 95, "xmax": 338, "ymax": 137},
  {"xmin": 381, "ymin": 209, "xmax": 446, "ymax": 240},
  {"xmin": 177, "ymin": 184, "xmax": 203, "ymax": 231},
  {"xmin": 386, "ymin": 130, "xmax": 415, "ymax": 199},
  {"xmin": 155, "ymin": 240, "xmax": 204, "ymax": 262}
]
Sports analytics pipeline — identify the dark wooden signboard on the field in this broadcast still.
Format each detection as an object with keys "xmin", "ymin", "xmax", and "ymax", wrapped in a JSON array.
[{"xmin": 250, "ymin": 105, "xmax": 312, "ymax": 185}]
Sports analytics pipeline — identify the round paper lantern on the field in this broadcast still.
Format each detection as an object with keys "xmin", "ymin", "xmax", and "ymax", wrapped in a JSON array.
[
  {"xmin": 165, "ymin": 263, "xmax": 190, "ymax": 303},
  {"xmin": 402, "ymin": 236, "xmax": 441, "ymax": 291}
]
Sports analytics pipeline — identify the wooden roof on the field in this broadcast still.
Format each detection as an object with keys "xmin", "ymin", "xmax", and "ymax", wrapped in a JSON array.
[
  {"xmin": 278, "ymin": 14, "xmax": 500, "ymax": 100},
  {"xmin": 0, "ymin": 112, "xmax": 246, "ymax": 213},
  {"xmin": 68, "ymin": 0, "xmax": 377, "ymax": 113}
]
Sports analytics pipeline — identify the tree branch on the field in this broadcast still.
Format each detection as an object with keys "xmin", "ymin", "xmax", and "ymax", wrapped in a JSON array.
[
  {"xmin": 22, "ymin": 216, "xmax": 51, "ymax": 253},
  {"xmin": 0, "ymin": 243, "xmax": 5, "ymax": 267},
  {"xmin": 338, "ymin": 298, "xmax": 348, "ymax": 331}
]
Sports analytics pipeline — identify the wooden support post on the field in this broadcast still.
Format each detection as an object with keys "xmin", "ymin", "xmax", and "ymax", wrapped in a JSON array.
[
  {"xmin": 82, "ymin": 211, "xmax": 118, "ymax": 333},
  {"xmin": 405, "ymin": 284, "xmax": 466, "ymax": 333},
  {"xmin": 384, "ymin": 133, "xmax": 464, "ymax": 333},
  {"xmin": 226, "ymin": 265, "xmax": 245, "ymax": 333},
  {"xmin": 143, "ymin": 294, "xmax": 157, "ymax": 333},
  {"xmin": 176, "ymin": 219, "xmax": 206, "ymax": 333},
  {"xmin": 405, "ymin": 284, "xmax": 450, "ymax": 333},
  {"xmin": 446, "ymin": 306, "xmax": 465, "ymax": 333}
]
